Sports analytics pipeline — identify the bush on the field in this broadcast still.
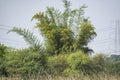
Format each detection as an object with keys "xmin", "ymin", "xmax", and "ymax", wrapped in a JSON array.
[
  {"xmin": 67, "ymin": 51, "xmax": 90, "ymax": 69},
  {"xmin": 5, "ymin": 48, "xmax": 46, "ymax": 77},
  {"xmin": 92, "ymin": 54, "xmax": 106, "ymax": 66},
  {"xmin": 108, "ymin": 61, "xmax": 120, "ymax": 75},
  {"xmin": 0, "ymin": 44, "xmax": 8, "ymax": 76},
  {"xmin": 90, "ymin": 54, "xmax": 107, "ymax": 73},
  {"xmin": 64, "ymin": 51, "xmax": 90, "ymax": 75},
  {"xmin": 47, "ymin": 54, "xmax": 68, "ymax": 75}
]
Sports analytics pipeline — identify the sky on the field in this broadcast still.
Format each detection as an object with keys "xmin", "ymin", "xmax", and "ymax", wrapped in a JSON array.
[{"xmin": 0, "ymin": 0, "xmax": 120, "ymax": 54}]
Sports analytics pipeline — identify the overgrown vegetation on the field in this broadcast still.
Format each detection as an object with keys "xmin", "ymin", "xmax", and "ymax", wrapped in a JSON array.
[{"xmin": 0, "ymin": 0, "xmax": 120, "ymax": 79}]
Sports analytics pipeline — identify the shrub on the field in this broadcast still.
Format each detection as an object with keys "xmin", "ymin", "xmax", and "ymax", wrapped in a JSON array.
[
  {"xmin": 90, "ymin": 53, "xmax": 107, "ymax": 73},
  {"xmin": 64, "ymin": 51, "xmax": 90, "ymax": 75},
  {"xmin": 92, "ymin": 54, "xmax": 106, "ymax": 66},
  {"xmin": 0, "ymin": 44, "xmax": 8, "ymax": 76},
  {"xmin": 5, "ymin": 48, "xmax": 46, "ymax": 77},
  {"xmin": 47, "ymin": 54, "xmax": 68, "ymax": 75},
  {"xmin": 110, "ymin": 54, "xmax": 120, "ymax": 62},
  {"xmin": 67, "ymin": 51, "xmax": 90, "ymax": 70},
  {"xmin": 108, "ymin": 61, "xmax": 120, "ymax": 75}
]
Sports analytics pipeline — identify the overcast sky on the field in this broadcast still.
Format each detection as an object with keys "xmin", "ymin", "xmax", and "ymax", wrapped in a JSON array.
[{"xmin": 0, "ymin": 0, "xmax": 120, "ymax": 54}]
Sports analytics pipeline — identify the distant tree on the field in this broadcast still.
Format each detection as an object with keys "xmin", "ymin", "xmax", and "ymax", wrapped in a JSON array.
[{"xmin": 110, "ymin": 54, "xmax": 120, "ymax": 62}]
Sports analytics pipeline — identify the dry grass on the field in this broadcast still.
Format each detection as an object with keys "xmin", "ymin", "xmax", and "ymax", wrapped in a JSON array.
[{"xmin": 0, "ymin": 74, "xmax": 120, "ymax": 80}]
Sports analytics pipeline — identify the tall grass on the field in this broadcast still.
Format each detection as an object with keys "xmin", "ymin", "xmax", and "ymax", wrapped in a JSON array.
[{"xmin": 1, "ymin": 73, "xmax": 120, "ymax": 80}]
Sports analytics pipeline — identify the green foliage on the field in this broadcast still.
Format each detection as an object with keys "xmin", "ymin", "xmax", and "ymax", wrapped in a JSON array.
[
  {"xmin": 0, "ymin": 43, "xmax": 8, "ymax": 76},
  {"xmin": 67, "ymin": 51, "xmax": 90, "ymax": 70},
  {"xmin": 92, "ymin": 54, "xmax": 107, "ymax": 71},
  {"xmin": 92, "ymin": 54, "xmax": 106, "ymax": 66},
  {"xmin": 5, "ymin": 48, "xmax": 46, "ymax": 76},
  {"xmin": 32, "ymin": 0, "xmax": 96, "ymax": 55},
  {"xmin": 106, "ymin": 55, "xmax": 120, "ymax": 75},
  {"xmin": 32, "ymin": 9, "xmax": 74, "ymax": 55},
  {"xmin": 63, "ymin": 51, "xmax": 90, "ymax": 75},
  {"xmin": 108, "ymin": 61, "xmax": 120, "ymax": 75},
  {"xmin": 75, "ymin": 20, "xmax": 96, "ymax": 54},
  {"xmin": 47, "ymin": 54, "xmax": 68, "ymax": 74},
  {"xmin": 1, "ymin": 0, "xmax": 103, "ymax": 77},
  {"xmin": 47, "ymin": 51, "xmax": 91, "ymax": 75},
  {"xmin": 110, "ymin": 54, "xmax": 120, "ymax": 62},
  {"xmin": 0, "ymin": 43, "xmax": 7, "ymax": 57}
]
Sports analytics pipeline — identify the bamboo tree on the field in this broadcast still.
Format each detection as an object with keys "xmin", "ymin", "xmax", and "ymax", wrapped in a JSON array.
[{"xmin": 32, "ymin": 0, "xmax": 96, "ymax": 55}]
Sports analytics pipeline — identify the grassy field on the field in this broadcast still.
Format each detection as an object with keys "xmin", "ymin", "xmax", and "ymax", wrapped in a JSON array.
[{"xmin": 0, "ymin": 74, "xmax": 120, "ymax": 80}]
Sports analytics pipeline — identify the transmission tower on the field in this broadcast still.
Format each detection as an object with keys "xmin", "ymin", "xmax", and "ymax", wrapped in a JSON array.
[{"xmin": 114, "ymin": 20, "xmax": 120, "ymax": 54}]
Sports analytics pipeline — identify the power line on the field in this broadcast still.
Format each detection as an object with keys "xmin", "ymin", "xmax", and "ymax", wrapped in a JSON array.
[
  {"xmin": 96, "ymin": 27, "xmax": 115, "ymax": 32},
  {"xmin": 0, "ymin": 24, "xmax": 12, "ymax": 28},
  {"xmin": 0, "ymin": 27, "xmax": 10, "ymax": 30},
  {"xmin": 0, "ymin": 23, "xmax": 119, "ymax": 54},
  {"xmin": 0, "ymin": 37, "xmax": 25, "ymax": 43}
]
